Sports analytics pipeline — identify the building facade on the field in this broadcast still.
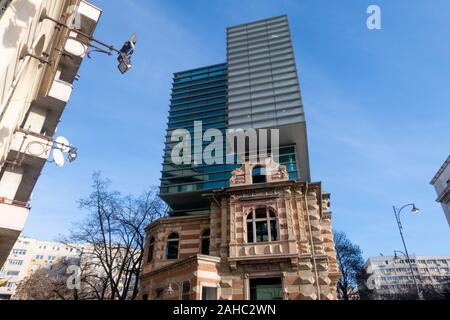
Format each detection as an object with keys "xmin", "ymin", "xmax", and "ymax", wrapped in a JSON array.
[
  {"xmin": 161, "ymin": 15, "xmax": 309, "ymax": 216},
  {"xmin": 366, "ymin": 255, "xmax": 450, "ymax": 298},
  {"xmin": 0, "ymin": 0, "xmax": 101, "ymax": 267},
  {"xmin": 141, "ymin": 160, "xmax": 339, "ymax": 300},
  {"xmin": 141, "ymin": 15, "xmax": 339, "ymax": 300},
  {"xmin": 430, "ymin": 155, "xmax": 450, "ymax": 227},
  {"xmin": 0, "ymin": 236, "xmax": 83, "ymax": 300},
  {"xmin": 162, "ymin": 63, "xmax": 229, "ymax": 215}
]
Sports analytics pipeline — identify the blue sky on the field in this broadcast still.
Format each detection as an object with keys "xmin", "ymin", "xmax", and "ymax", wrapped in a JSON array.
[{"xmin": 23, "ymin": 0, "xmax": 450, "ymax": 258}]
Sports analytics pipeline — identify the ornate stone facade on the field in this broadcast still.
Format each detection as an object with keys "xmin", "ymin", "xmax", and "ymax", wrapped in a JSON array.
[{"xmin": 140, "ymin": 160, "xmax": 340, "ymax": 300}]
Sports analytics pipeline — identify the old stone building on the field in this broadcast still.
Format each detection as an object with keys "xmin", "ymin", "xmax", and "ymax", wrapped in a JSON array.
[{"xmin": 140, "ymin": 159, "xmax": 339, "ymax": 300}]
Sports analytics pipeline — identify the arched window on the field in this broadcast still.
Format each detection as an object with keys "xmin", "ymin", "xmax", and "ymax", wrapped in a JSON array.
[
  {"xmin": 201, "ymin": 229, "xmax": 210, "ymax": 255},
  {"xmin": 246, "ymin": 208, "xmax": 279, "ymax": 243},
  {"xmin": 147, "ymin": 237, "xmax": 155, "ymax": 263},
  {"xmin": 252, "ymin": 166, "xmax": 266, "ymax": 184},
  {"xmin": 166, "ymin": 233, "xmax": 179, "ymax": 260}
]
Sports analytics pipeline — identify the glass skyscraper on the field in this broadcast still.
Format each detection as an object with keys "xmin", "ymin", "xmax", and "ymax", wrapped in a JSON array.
[{"xmin": 160, "ymin": 15, "xmax": 310, "ymax": 216}]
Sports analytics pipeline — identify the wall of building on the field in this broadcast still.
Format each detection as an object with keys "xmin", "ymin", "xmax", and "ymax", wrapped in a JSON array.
[
  {"xmin": 431, "ymin": 156, "xmax": 450, "ymax": 226},
  {"xmin": 366, "ymin": 255, "xmax": 450, "ymax": 297},
  {"xmin": 226, "ymin": 15, "xmax": 310, "ymax": 182},
  {"xmin": 141, "ymin": 160, "xmax": 339, "ymax": 300},
  {"xmin": 0, "ymin": 0, "xmax": 101, "ymax": 267},
  {"xmin": 0, "ymin": 236, "xmax": 83, "ymax": 299}
]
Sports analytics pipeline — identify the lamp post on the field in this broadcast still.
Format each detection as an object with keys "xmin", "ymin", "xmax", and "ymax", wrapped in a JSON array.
[
  {"xmin": 39, "ymin": 10, "xmax": 137, "ymax": 74},
  {"xmin": 392, "ymin": 203, "xmax": 423, "ymax": 300},
  {"xmin": 393, "ymin": 250, "xmax": 423, "ymax": 299}
]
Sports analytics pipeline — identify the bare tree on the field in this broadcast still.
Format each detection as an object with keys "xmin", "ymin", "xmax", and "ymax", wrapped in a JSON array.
[
  {"xmin": 14, "ymin": 261, "xmax": 75, "ymax": 300},
  {"xmin": 379, "ymin": 283, "xmax": 450, "ymax": 300},
  {"xmin": 63, "ymin": 172, "xmax": 166, "ymax": 300},
  {"xmin": 334, "ymin": 230, "xmax": 369, "ymax": 300}
]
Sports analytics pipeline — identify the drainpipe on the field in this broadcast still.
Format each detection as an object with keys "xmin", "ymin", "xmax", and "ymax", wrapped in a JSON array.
[{"xmin": 304, "ymin": 182, "xmax": 321, "ymax": 300}]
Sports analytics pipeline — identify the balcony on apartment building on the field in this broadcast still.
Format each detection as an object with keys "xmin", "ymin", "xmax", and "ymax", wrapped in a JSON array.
[{"xmin": 0, "ymin": 1, "xmax": 102, "ymax": 268}]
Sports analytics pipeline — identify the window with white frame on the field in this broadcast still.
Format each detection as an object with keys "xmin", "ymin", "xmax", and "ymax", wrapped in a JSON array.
[{"xmin": 246, "ymin": 208, "xmax": 279, "ymax": 243}]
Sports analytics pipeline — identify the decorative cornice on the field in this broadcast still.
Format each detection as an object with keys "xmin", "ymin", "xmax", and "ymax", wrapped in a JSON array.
[
  {"xmin": 145, "ymin": 214, "xmax": 210, "ymax": 232},
  {"xmin": 140, "ymin": 254, "xmax": 221, "ymax": 279}
]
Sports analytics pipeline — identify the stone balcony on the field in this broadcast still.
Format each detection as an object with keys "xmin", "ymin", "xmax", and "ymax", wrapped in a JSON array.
[
  {"xmin": 0, "ymin": 198, "xmax": 30, "ymax": 266},
  {"xmin": 9, "ymin": 129, "xmax": 52, "ymax": 162},
  {"xmin": 48, "ymin": 78, "xmax": 73, "ymax": 104},
  {"xmin": 0, "ymin": 198, "xmax": 30, "ymax": 231},
  {"xmin": 228, "ymin": 240, "xmax": 299, "ymax": 270}
]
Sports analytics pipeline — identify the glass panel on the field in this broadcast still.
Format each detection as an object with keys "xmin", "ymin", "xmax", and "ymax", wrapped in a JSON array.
[
  {"xmin": 182, "ymin": 281, "xmax": 190, "ymax": 300},
  {"xmin": 270, "ymin": 220, "xmax": 278, "ymax": 241},
  {"xmin": 202, "ymin": 287, "xmax": 218, "ymax": 300},
  {"xmin": 201, "ymin": 237, "xmax": 210, "ymax": 255},
  {"xmin": 247, "ymin": 222, "xmax": 254, "ymax": 243},
  {"xmin": 171, "ymin": 91, "xmax": 226, "ymax": 104},
  {"xmin": 170, "ymin": 103, "xmax": 225, "ymax": 116},
  {"xmin": 250, "ymin": 278, "xmax": 283, "ymax": 300},
  {"xmin": 288, "ymin": 171, "xmax": 298, "ymax": 180},
  {"xmin": 255, "ymin": 221, "xmax": 268, "ymax": 242},
  {"xmin": 168, "ymin": 233, "xmax": 178, "ymax": 240},
  {"xmin": 167, "ymin": 241, "xmax": 178, "ymax": 259},
  {"xmin": 252, "ymin": 166, "xmax": 267, "ymax": 183},
  {"xmin": 255, "ymin": 208, "xmax": 267, "ymax": 219}
]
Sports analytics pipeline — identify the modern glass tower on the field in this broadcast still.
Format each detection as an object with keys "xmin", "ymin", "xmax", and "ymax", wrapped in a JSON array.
[
  {"xmin": 161, "ymin": 63, "xmax": 231, "ymax": 215},
  {"xmin": 160, "ymin": 15, "xmax": 310, "ymax": 216}
]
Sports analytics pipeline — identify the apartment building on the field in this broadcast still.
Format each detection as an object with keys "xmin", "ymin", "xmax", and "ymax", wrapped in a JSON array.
[
  {"xmin": 0, "ymin": 236, "xmax": 83, "ymax": 300},
  {"xmin": 0, "ymin": 0, "xmax": 102, "ymax": 267},
  {"xmin": 366, "ymin": 255, "xmax": 450, "ymax": 298}
]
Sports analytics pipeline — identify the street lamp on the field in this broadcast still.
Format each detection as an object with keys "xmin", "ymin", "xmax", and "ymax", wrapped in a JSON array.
[
  {"xmin": 166, "ymin": 281, "xmax": 174, "ymax": 295},
  {"xmin": 39, "ymin": 11, "xmax": 137, "ymax": 74},
  {"xmin": 393, "ymin": 250, "xmax": 423, "ymax": 299},
  {"xmin": 392, "ymin": 203, "xmax": 423, "ymax": 300}
]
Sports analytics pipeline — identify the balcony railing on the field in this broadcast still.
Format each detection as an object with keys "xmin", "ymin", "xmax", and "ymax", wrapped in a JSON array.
[
  {"xmin": 9, "ymin": 129, "xmax": 52, "ymax": 162},
  {"xmin": 48, "ymin": 78, "xmax": 73, "ymax": 103},
  {"xmin": 0, "ymin": 197, "xmax": 30, "ymax": 208},
  {"xmin": 0, "ymin": 197, "xmax": 30, "ymax": 231},
  {"xmin": 229, "ymin": 239, "xmax": 298, "ymax": 260}
]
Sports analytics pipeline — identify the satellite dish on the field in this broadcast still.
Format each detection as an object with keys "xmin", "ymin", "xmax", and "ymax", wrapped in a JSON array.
[
  {"xmin": 53, "ymin": 149, "xmax": 65, "ymax": 167},
  {"xmin": 65, "ymin": 38, "xmax": 87, "ymax": 57},
  {"xmin": 55, "ymin": 136, "xmax": 70, "ymax": 152},
  {"xmin": 52, "ymin": 136, "xmax": 70, "ymax": 167}
]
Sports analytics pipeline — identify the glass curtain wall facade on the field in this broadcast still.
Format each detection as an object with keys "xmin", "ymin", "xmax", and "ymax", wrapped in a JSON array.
[
  {"xmin": 160, "ymin": 15, "xmax": 309, "ymax": 216},
  {"xmin": 161, "ymin": 64, "xmax": 231, "ymax": 214},
  {"xmin": 226, "ymin": 15, "xmax": 310, "ymax": 183}
]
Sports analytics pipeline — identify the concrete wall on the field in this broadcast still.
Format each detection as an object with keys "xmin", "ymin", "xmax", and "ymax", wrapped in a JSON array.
[{"xmin": 0, "ymin": 0, "xmax": 101, "ymax": 268}]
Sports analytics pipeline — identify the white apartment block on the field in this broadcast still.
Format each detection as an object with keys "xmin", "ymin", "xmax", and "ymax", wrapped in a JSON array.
[
  {"xmin": 0, "ymin": 0, "xmax": 101, "ymax": 268},
  {"xmin": 430, "ymin": 155, "xmax": 450, "ymax": 227},
  {"xmin": 0, "ymin": 236, "xmax": 83, "ymax": 300},
  {"xmin": 366, "ymin": 255, "xmax": 450, "ymax": 297}
]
